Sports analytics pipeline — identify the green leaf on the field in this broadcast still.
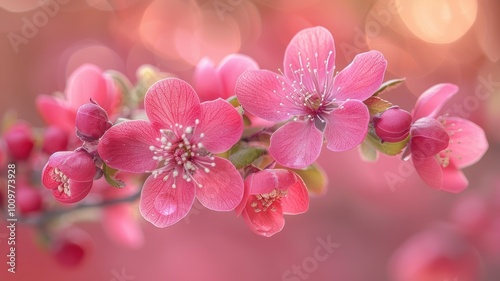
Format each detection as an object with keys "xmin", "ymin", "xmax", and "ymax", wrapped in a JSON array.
[
  {"xmin": 373, "ymin": 78, "xmax": 406, "ymax": 96},
  {"xmin": 365, "ymin": 132, "xmax": 409, "ymax": 156},
  {"xmin": 364, "ymin": 96, "xmax": 393, "ymax": 115},
  {"xmin": 103, "ymin": 162, "xmax": 126, "ymax": 188},
  {"xmin": 228, "ymin": 143, "xmax": 267, "ymax": 169},
  {"xmin": 289, "ymin": 163, "xmax": 328, "ymax": 196}
]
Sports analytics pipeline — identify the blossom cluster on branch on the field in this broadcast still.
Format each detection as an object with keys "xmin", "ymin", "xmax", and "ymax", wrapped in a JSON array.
[{"xmin": 0, "ymin": 26, "xmax": 488, "ymax": 255}]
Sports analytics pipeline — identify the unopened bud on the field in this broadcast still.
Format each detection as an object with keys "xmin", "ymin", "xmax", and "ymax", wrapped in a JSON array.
[
  {"xmin": 373, "ymin": 107, "xmax": 412, "ymax": 143},
  {"xmin": 3, "ymin": 121, "xmax": 34, "ymax": 161},
  {"xmin": 75, "ymin": 102, "xmax": 112, "ymax": 142}
]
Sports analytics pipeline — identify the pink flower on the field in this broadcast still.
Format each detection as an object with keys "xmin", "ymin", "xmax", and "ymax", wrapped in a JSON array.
[
  {"xmin": 235, "ymin": 169, "xmax": 309, "ymax": 237},
  {"xmin": 41, "ymin": 150, "xmax": 96, "ymax": 203},
  {"xmin": 194, "ymin": 54, "xmax": 259, "ymax": 101},
  {"xmin": 3, "ymin": 121, "xmax": 34, "ymax": 161},
  {"xmin": 97, "ymin": 78, "xmax": 244, "ymax": 227},
  {"xmin": 235, "ymin": 26, "xmax": 387, "ymax": 168},
  {"xmin": 36, "ymin": 64, "xmax": 119, "ymax": 135},
  {"xmin": 405, "ymin": 83, "xmax": 488, "ymax": 192}
]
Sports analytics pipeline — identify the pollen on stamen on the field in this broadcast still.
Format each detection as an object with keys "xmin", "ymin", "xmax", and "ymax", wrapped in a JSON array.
[{"xmin": 204, "ymin": 167, "xmax": 210, "ymax": 173}]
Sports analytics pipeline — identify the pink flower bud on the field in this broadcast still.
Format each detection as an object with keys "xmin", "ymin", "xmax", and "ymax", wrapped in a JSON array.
[
  {"xmin": 373, "ymin": 107, "xmax": 412, "ymax": 143},
  {"xmin": 41, "ymin": 150, "xmax": 96, "ymax": 203},
  {"xmin": 75, "ymin": 102, "xmax": 112, "ymax": 142},
  {"xmin": 3, "ymin": 121, "xmax": 34, "ymax": 161},
  {"xmin": 410, "ymin": 117, "xmax": 450, "ymax": 159},
  {"xmin": 51, "ymin": 228, "xmax": 91, "ymax": 267},
  {"xmin": 42, "ymin": 126, "xmax": 69, "ymax": 155}
]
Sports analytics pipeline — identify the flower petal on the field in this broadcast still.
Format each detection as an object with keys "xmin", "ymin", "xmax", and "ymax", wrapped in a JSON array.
[
  {"xmin": 242, "ymin": 200, "xmax": 285, "ymax": 237},
  {"xmin": 324, "ymin": 99, "xmax": 370, "ymax": 152},
  {"xmin": 412, "ymin": 83, "xmax": 458, "ymax": 120},
  {"xmin": 441, "ymin": 163, "xmax": 469, "ymax": 193},
  {"xmin": 98, "ymin": 120, "xmax": 158, "ymax": 173},
  {"xmin": 332, "ymin": 50, "xmax": 387, "ymax": 101},
  {"xmin": 195, "ymin": 99, "xmax": 243, "ymax": 154},
  {"xmin": 193, "ymin": 57, "xmax": 220, "ymax": 101},
  {"xmin": 235, "ymin": 70, "xmax": 302, "ymax": 122},
  {"xmin": 412, "ymin": 156, "xmax": 443, "ymax": 190},
  {"xmin": 65, "ymin": 64, "xmax": 109, "ymax": 110},
  {"xmin": 144, "ymin": 78, "xmax": 201, "ymax": 129},
  {"xmin": 48, "ymin": 151, "xmax": 96, "ymax": 182},
  {"xmin": 103, "ymin": 204, "xmax": 144, "ymax": 249},
  {"xmin": 280, "ymin": 172, "xmax": 309, "ymax": 215},
  {"xmin": 443, "ymin": 117, "xmax": 488, "ymax": 168},
  {"xmin": 36, "ymin": 95, "xmax": 75, "ymax": 134},
  {"xmin": 217, "ymin": 54, "xmax": 259, "ymax": 99},
  {"xmin": 410, "ymin": 117, "xmax": 450, "ymax": 159},
  {"xmin": 193, "ymin": 157, "xmax": 244, "ymax": 211},
  {"xmin": 139, "ymin": 175, "xmax": 195, "ymax": 228},
  {"xmin": 247, "ymin": 169, "xmax": 290, "ymax": 195},
  {"xmin": 52, "ymin": 180, "xmax": 93, "ymax": 203},
  {"xmin": 283, "ymin": 26, "xmax": 335, "ymax": 88},
  {"xmin": 269, "ymin": 121, "xmax": 323, "ymax": 169}
]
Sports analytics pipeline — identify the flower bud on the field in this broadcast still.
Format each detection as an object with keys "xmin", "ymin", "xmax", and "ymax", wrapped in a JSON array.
[
  {"xmin": 17, "ymin": 182, "xmax": 43, "ymax": 215},
  {"xmin": 42, "ymin": 126, "xmax": 69, "ymax": 155},
  {"xmin": 75, "ymin": 102, "xmax": 112, "ymax": 142},
  {"xmin": 3, "ymin": 121, "xmax": 34, "ymax": 161},
  {"xmin": 373, "ymin": 107, "xmax": 412, "ymax": 143},
  {"xmin": 41, "ymin": 150, "xmax": 96, "ymax": 203},
  {"xmin": 410, "ymin": 117, "xmax": 450, "ymax": 159},
  {"xmin": 51, "ymin": 228, "xmax": 92, "ymax": 267}
]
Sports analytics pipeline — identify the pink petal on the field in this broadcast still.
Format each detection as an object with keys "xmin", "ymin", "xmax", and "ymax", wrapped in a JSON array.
[
  {"xmin": 103, "ymin": 205, "xmax": 144, "ymax": 249},
  {"xmin": 332, "ymin": 50, "xmax": 387, "ymax": 101},
  {"xmin": 235, "ymin": 70, "xmax": 302, "ymax": 122},
  {"xmin": 441, "ymin": 163, "xmax": 468, "ymax": 193},
  {"xmin": 412, "ymin": 83, "xmax": 458, "ymax": 120},
  {"xmin": 324, "ymin": 100, "xmax": 370, "ymax": 151},
  {"xmin": 283, "ymin": 26, "xmax": 335, "ymax": 89},
  {"xmin": 247, "ymin": 169, "xmax": 290, "ymax": 195},
  {"xmin": 193, "ymin": 157, "xmax": 244, "ymax": 211},
  {"xmin": 36, "ymin": 95, "xmax": 75, "ymax": 134},
  {"xmin": 280, "ymin": 172, "xmax": 309, "ymax": 215},
  {"xmin": 65, "ymin": 64, "xmax": 109, "ymax": 110},
  {"xmin": 412, "ymin": 157, "xmax": 443, "ymax": 190},
  {"xmin": 139, "ymin": 175, "xmax": 195, "ymax": 228},
  {"xmin": 48, "ymin": 151, "xmax": 96, "ymax": 182},
  {"xmin": 195, "ymin": 99, "xmax": 243, "ymax": 154},
  {"xmin": 443, "ymin": 117, "xmax": 488, "ymax": 169},
  {"xmin": 410, "ymin": 117, "xmax": 450, "ymax": 159},
  {"xmin": 217, "ymin": 54, "xmax": 259, "ymax": 99},
  {"xmin": 144, "ymin": 78, "xmax": 201, "ymax": 130},
  {"xmin": 193, "ymin": 57, "xmax": 220, "ymax": 101},
  {"xmin": 52, "ymin": 180, "xmax": 93, "ymax": 203},
  {"xmin": 242, "ymin": 200, "xmax": 285, "ymax": 237},
  {"xmin": 98, "ymin": 120, "xmax": 158, "ymax": 173},
  {"xmin": 269, "ymin": 121, "xmax": 323, "ymax": 169}
]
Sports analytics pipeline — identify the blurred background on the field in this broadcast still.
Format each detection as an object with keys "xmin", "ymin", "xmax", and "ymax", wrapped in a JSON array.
[{"xmin": 0, "ymin": 0, "xmax": 499, "ymax": 280}]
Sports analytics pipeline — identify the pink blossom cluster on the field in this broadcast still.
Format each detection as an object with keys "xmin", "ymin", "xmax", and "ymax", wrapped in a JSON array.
[{"xmin": 1, "ymin": 26, "xmax": 488, "ymax": 241}]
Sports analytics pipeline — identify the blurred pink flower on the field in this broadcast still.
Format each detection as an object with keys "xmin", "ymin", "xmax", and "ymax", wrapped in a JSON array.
[
  {"xmin": 36, "ymin": 64, "xmax": 119, "ymax": 135},
  {"xmin": 194, "ymin": 54, "xmax": 259, "ymax": 101},
  {"xmin": 41, "ymin": 150, "xmax": 96, "ymax": 203},
  {"xmin": 405, "ymin": 84, "xmax": 488, "ymax": 193},
  {"xmin": 3, "ymin": 121, "xmax": 34, "ymax": 161},
  {"xmin": 98, "ymin": 78, "xmax": 244, "ymax": 227},
  {"xmin": 235, "ymin": 169, "xmax": 309, "ymax": 237},
  {"xmin": 235, "ymin": 26, "xmax": 387, "ymax": 168},
  {"xmin": 388, "ymin": 224, "xmax": 482, "ymax": 281}
]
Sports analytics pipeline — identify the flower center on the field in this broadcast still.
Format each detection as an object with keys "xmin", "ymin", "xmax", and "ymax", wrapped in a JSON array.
[
  {"xmin": 52, "ymin": 167, "xmax": 71, "ymax": 197},
  {"xmin": 275, "ymin": 50, "xmax": 339, "ymax": 125},
  {"xmin": 250, "ymin": 189, "xmax": 288, "ymax": 213},
  {"xmin": 149, "ymin": 120, "xmax": 215, "ymax": 188}
]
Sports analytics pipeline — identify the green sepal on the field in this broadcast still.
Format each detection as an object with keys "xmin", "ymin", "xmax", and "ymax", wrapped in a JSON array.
[
  {"xmin": 365, "ymin": 131, "xmax": 409, "ymax": 156},
  {"xmin": 364, "ymin": 96, "xmax": 393, "ymax": 115},
  {"xmin": 103, "ymin": 162, "xmax": 126, "ymax": 188},
  {"xmin": 358, "ymin": 140, "xmax": 379, "ymax": 162}
]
